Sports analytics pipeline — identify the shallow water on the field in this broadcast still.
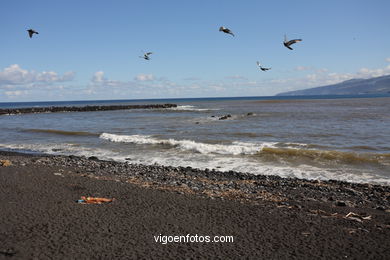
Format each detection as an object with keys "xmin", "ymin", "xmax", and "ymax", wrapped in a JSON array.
[{"xmin": 1, "ymin": 95, "xmax": 390, "ymax": 185}]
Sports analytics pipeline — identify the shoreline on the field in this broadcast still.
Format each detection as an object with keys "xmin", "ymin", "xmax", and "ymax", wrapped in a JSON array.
[
  {"xmin": 1, "ymin": 151, "xmax": 389, "ymax": 258},
  {"xmin": 0, "ymin": 103, "xmax": 177, "ymax": 115},
  {"xmin": 2, "ymin": 150, "xmax": 389, "ymax": 207}
]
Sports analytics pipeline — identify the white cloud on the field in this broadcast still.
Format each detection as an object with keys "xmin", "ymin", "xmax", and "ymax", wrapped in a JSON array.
[
  {"xmin": 225, "ymin": 75, "xmax": 248, "ymax": 80},
  {"xmin": 4, "ymin": 90, "xmax": 29, "ymax": 97},
  {"xmin": 316, "ymin": 68, "xmax": 329, "ymax": 73},
  {"xmin": 0, "ymin": 64, "xmax": 33, "ymax": 85},
  {"xmin": 91, "ymin": 71, "xmax": 105, "ymax": 83},
  {"xmin": 134, "ymin": 74, "xmax": 155, "ymax": 81},
  {"xmin": 356, "ymin": 65, "xmax": 390, "ymax": 78},
  {"xmin": 212, "ymin": 62, "xmax": 390, "ymax": 96},
  {"xmin": 4, "ymin": 61, "xmax": 389, "ymax": 101},
  {"xmin": 386, "ymin": 58, "xmax": 390, "ymax": 63},
  {"xmin": 83, "ymin": 88, "xmax": 96, "ymax": 95},
  {"xmin": 295, "ymin": 66, "xmax": 312, "ymax": 71},
  {"xmin": 183, "ymin": 77, "xmax": 201, "ymax": 81},
  {"xmin": 209, "ymin": 85, "xmax": 226, "ymax": 92},
  {"xmin": 61, "ymin": 71, "xmax": 75, "ymax": 81},
  {"xmin": 0, "ymin": 64, "xmax": 75, "ymax": 87},
  {"xmin": 305, "ymin": 65, "xmax": 390, "ymax": 87},
  {"xmin": 261, "ymin": 63, "xmax": 390, "ymax": 94},
  {"xmin": 0, "ymin": 64, "xmax": 77, "ymax": 101},
  {"xmin": 88, "ymin": 72, "xmax": 172, "ymax": 97},
  {"xmin": 294, "ymin": 66, "xmax": 328, "ymax": 73},
  {"xmin": 36, "ymin": 71, "xmax": 59, "ymax": 82},
  {"xmin": 90, "ymin": 71, "xmax": 123, "ymax": 87},
  {"xmin": 84, "ymin": 71, "xmax": 235, "ymax": 98}
]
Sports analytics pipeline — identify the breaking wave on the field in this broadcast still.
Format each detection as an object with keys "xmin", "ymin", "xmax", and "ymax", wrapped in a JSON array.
[
  {"xmin": 1, "ymin": 141, "xmax": 389, "ymax": 185},
  {"xmin": 167, "ymin": 105, "xmax": 219, "ymax": 111},
  {"xmin": 257, "ymin": 147, "xmax": 390, "ymax": 166},
  {"xmin": 0, "ymin": 143, "xmax": 115, "ymax": 159},
  {"xmin": 100, "ymin": 133, "xmax": 390, "ymax": 167},
  {"xmin": 100, "ymin": 133, "xmax": 275, "ymax": 155}
]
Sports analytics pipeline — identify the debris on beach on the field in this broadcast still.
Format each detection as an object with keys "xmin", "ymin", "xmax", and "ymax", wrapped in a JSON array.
[
  {"xmin": 344, "ymin": 212, "xmax": 372, "ymax": 223},
  {"xmin": 77, "ymin": 196, "xmax": 115, "ymax": 204},
  {"xmin": 308, "ymin": 209, "xmax": 372, "ymax": 223},
  {"xmin": 308, "ymin": 209, "xmax": 339, "ymax": 218},
  {"xmin": 0, "ymin": 159, "xmax": 12, "ymax": 167},
  {"xmin": 345, "ymin": 227, "xmax": 370, "ymax": 234}
]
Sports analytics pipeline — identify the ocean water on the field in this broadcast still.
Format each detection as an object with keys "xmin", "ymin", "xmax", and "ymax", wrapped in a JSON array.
[{"xmin": 1, "ymin": 95, "xmax": 390, "ymax": 185}]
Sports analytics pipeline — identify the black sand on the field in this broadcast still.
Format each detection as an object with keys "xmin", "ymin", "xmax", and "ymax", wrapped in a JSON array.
[{"xmin": 0, "ymin": 151, "xmax": 389, "ymax": 259}]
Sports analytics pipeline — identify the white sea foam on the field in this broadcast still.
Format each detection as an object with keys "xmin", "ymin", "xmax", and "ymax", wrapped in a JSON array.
[
  {"xmin": 120, "ymin": 153, "xmax": 390, "ymax": 185},
  {"xmin": 0, "ymin": 143, "xmax": 123, "ymax": 161},
  {"xmin": 168, "ymin": 105, "xmax": 219, "ymax": 111},
  {"xmin": 99, "ymin": 133, "xmax": 276, "ymax": 155},
  {"xmin": 1, "ymin": 142, "xmax": 389, "ymax": 185}
]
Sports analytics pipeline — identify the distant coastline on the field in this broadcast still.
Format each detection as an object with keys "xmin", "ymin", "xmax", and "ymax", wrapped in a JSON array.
[
  {"xmin": 1, "ymin": 93, "xmax": 390, "ymax": 109},
  {"xmin": 277, "ymin": 75, "xmax": 390, "ymax": 96}
]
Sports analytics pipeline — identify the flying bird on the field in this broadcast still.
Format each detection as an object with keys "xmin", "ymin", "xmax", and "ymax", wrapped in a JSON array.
[
  {"xmin": 219, "ymin": 26, "xmax": 234, "ymax": 37},
  {"xmin": 283, "ymin": 35, "xmax": 302, "ymax": 50},
  {"xmin": 27, "ymin": 29, "xmax": 39, "ymax": 38},
  {"xmin": 256, "ymin": 61, "xmax": 271, "ymax": 71},
  {"xmin": 139, "ymin": 51, "xmax": 153, "ymax": 60}
]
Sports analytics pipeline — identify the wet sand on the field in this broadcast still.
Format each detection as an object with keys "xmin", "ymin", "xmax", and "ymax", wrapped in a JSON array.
[{"xmin": 0, "ymin": 151, "xmax": 389, "ymax": 259}]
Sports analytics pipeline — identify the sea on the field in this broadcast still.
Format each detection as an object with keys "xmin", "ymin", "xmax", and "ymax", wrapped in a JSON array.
[{"xmin": 1, "ymin": 95, "xmax": 390, "ymax": 185}]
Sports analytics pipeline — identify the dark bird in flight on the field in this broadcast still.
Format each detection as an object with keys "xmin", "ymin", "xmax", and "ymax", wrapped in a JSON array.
[
  {"xmin": 256, "ymin": 61, "xmax": 271, "ymax": 71},
  {"xmin": 139, "ymin": 51, "xmax": 153, "ymax": 60},
  {"xmin": 27, "ymin": 29, "xmax": 39, "ymax": 38},
  {"xmin": 283, "ymin": 35, "xmax": 302, "ymax": 50},
  {"xmin": 219, "ymin": 26, "xmax": 234, "ymax": 37}
]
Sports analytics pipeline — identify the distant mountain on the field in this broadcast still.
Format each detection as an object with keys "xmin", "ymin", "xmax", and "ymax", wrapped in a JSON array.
[{"xmin": 276, "ymin": 75, "xmax": 390, "ymax": 96}]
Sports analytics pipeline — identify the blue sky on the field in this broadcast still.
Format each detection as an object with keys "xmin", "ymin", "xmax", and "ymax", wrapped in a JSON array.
[{"xmin": 1, "ymin": 0, "xmax": 389, "ymax": 102}]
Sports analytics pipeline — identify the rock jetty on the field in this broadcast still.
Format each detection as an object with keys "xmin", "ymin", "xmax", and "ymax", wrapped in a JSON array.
[{"xmin": 0, "ymin": 104, "xmax": 177, "ymax": 115}]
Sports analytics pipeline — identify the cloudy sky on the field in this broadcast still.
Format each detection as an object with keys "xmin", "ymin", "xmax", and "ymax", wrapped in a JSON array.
[{"xmin": 1, "ymin": 0, "xmax": 389, "ymax": 102}]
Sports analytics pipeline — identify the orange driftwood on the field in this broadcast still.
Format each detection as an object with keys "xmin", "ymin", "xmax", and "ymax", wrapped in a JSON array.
[{"xmin": 79, "ymin": 196, "xmax": 115, "ymax": 204}]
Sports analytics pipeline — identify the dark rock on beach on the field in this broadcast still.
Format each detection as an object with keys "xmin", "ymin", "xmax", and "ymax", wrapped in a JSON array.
[
  {"xmin": 0, "ymin": 104, "xmax": 177, "ymax": 115},
  {"xmin": 0, "ymin": 151, "xmax": 389, "ymax": 259},
  {"xmin": 218, "ymin": 114, "xmax": 232, "ymax": 120}
]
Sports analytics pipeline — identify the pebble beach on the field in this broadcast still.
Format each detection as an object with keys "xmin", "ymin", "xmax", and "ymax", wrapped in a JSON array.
[{"xmin": 1, "ymin": 151, "xmax": 389, "ymax": 259}]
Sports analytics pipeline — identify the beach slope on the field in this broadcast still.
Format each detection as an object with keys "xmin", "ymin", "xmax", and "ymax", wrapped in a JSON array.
[{"xmin": 0, "ymin": 152, "xmax": 389, "ymax": 259}]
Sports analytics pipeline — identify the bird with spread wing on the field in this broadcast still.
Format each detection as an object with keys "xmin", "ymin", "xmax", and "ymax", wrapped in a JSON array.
[
  {"xmin": 140, "ymin": 51, "xmax": 153, "ymax": 60},
  {"xmin": 283, "ymin": 35, "xmax": 302, "ymax": 50},
  {"xmin": 219, "ymin": 26, "xmax": 235, "ymax": 37},
  {"xmin": 256, "ymin": 61, "xmax": 271, "ymax": 71},
  {"xmin": 27, "ymin": 29, "xmax": 39, "ymax": 38}
]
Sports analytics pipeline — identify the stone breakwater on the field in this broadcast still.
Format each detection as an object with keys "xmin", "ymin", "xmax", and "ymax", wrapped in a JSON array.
[{"xmin": 0, "ymin": 103, "xmax": 177, "ymax": 115}]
